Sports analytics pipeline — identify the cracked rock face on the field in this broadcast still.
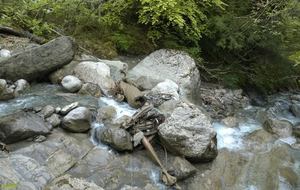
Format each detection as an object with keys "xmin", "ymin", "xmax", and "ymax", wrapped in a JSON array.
[{"xmin": 158, "ymin": 102, "xmax": 218, "ymax": 162}]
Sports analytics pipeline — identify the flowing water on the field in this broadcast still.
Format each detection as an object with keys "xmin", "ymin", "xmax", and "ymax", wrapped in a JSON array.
[{"xmin": 0, "ymin": 84, "xmax": 299, "ymax": 189}]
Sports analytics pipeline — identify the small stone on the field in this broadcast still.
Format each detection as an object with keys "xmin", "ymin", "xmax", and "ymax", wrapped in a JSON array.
[
  {"xmin": 167, "ymin": 157, "xmax": 197, "ymax": 180},
  {"xmin": 61, "ymin": 102, "xmax": 79, "ymax": 115},
  {"xmin": 61, "ymin": 75, "xmax": 82, "ymax": 93},
  {"xmin": 55, "ymin": 107, "xmax": 61, "ymax": 114},
  {"xmin": 0, "ymin": 49, "xmax": 11, "ymax": 57},
  {"xmin": 61, "ymin": 107, "xmax": 91, "ymax": 132},
  {"xmin": 96, "ymin": 106, "xmax": 117, "ymax": 123},
  {"xmin": 14, "ymin": 79, "xmax": 29, "ymax": 96},
  {"xmin": 221, "ymin": 116, "xmax": 239, "ymax": 128},
  {"xmin": 33, "ymin": 135, "xmax": 47, "ymax": 142},
  {"xmin": 40, "ymin": 105, "xmax": 55, "ymax": 118},
  {"xmin": 33, "ymin": 106, "xmax": 43, "ymax": 113},
  {"xmin": 46, "ymin": 114, "xmax": 61, "ymax": 127},
  {"xmin": 78, "ymin": 83, "xmax": 102, "ymax": 97}
]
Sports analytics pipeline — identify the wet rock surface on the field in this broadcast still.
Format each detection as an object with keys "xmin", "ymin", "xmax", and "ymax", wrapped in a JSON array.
[{"xmin": 0, "ymin": 111, "xmax": 51, "ymax": 144}]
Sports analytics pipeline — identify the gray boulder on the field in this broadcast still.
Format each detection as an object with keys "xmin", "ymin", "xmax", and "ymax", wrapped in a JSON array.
[
  {"xmin": 14, "ymin": 79, "xmax": 29, "ymax": 96},
  {"xmin": 158, "ymin": 102, "xmax": 217, "ymax": 162},
  {"xmin": 0, "ymin": 111, "xmax": 51, "ymax": 144},
  {"xmin": 99, "ymin": 128, "xmax": 133, "ymax": 151},
  {"xmin": 0, "ymin": 36, "xmax": 76, "ymax": 81},
  {"xmin": 263, "ymin": 119, "xmax": 293, "ymax": 137},
  {"xmin": 61, "ymin": 75, "xmax": 82, "ymax": 93},
  {"xmin": 127, "ymin": 49, "xmax": 200, "ymax": 100},
  {"xmin": 62, "ymin": 107, "xmax": 92, "ymax": 132},
  {"xmin": 74, "ymin": 61, "xmax": 115, "ymax": 94}
]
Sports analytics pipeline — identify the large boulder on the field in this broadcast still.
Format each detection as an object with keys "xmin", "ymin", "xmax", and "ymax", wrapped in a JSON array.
[
  {"xmin": 158, "ymin": 102, "xmax": 217, "ymax": 162},
  {"xmin": 127, "ymin": 49, "xmax": 200, "ymax": 100},
  {"xmin": 0, "ymin": 36, "xmax": 76, "ymax": 81},
  {"xmin": 263, "ymin": 119, "xmax": 293, "ymax": 137},
  {"xmin": 0, "ymin": 111, "xmax": 51, "ymax": 144},
  {"xmin": 74, "ymin": 61, "xmax": 116, "ymax": 94},
  {"xmin": 61, "ymin": 107, "xmax": 92, "ymax": 132},
  {"xmin": 61, "ymin": 75, "xmax": 82, "ymax": 93}
]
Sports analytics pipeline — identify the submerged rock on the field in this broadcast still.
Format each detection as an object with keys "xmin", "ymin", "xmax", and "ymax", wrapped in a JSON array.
[
  {"xmin": 0, "ymin": 111, "xmax": 51, "ymax": 144},
  {"xmin": 127, "ymin": 49, "xmax": 200, "ymax": 100},
  {"xmin": 96, "ymin": 106, "xmax": 117, "ymax": 124},
  {"xmin": 61, "ymin": 75, "xmax": 82, "ymax": 93},
  {"xmin": 0, "ymin": 36, "xmax": 76, "ymax": 81},
  {"xmin": 158, "ymin": 102, "xmax": 217, "ymax": 162},
  {"xmin": 99, "ymin": 128, "xmax": 133, "ymax": 151},
  {"xmin": 62, "ymin": 107, "xmax": 92, "ymax": 132},
  {"xmin": 263, "ymin": 119, "xmax": 293, "ymax": 137}
]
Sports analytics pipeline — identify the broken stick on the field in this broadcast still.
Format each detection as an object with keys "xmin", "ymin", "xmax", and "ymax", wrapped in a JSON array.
[{"xmin": 141, "ymin": 136, "xmax": 177, "ymax": 187}]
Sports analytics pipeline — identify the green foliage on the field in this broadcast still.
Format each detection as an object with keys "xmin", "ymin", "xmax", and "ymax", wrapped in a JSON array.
[{"xmin": 0, "ymin": 0, "xmax": 299, "ymax": 92}]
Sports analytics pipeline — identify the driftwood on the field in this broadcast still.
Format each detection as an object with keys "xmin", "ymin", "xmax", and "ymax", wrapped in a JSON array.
[
  {"xmin": 142, "ymin": 136, "xmax": 179, "ymax": 188},
  {"xmin": 120, "ymin": 103, "xmax": 180, "ymax": 187},
  {"xmin": 0, "ymin": 26, "xmax": 45, "ymax": 44}
]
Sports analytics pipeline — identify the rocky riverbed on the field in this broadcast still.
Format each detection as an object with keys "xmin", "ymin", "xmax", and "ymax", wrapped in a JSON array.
[{"xmin": 0, "ymin": 35, "xmax": 299, "ymax": 190}]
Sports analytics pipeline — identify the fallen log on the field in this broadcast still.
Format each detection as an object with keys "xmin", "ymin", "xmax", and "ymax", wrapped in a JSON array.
[{"xmin": 0, "ymin": 26, "xmax": 46, "ymax": 44}]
